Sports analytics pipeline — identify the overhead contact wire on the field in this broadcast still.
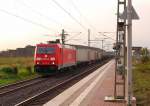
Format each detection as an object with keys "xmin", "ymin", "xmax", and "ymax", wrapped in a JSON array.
[
  {"xmin": 17, "ymin": 0, "xmax": 64, "ymax": 29},
  {"xmin": 70, "ymin": 0, "xmax": 97, "ymax": 31},
  {"xmin": 51, "ymin": 0, "xmax": 87, "ymax": 31},
  {"xmin": 0, "ymin": 8, "xmax": 56, "ymax": 32}
]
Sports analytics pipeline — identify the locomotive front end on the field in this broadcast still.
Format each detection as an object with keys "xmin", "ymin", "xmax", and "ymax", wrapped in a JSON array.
[{"xmin": 34, "ymin": 44, "xmax": 58, "ymax": 74}]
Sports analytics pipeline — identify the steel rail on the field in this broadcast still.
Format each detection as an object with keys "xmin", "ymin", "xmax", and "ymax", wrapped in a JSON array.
[
  {"xmin": 0, "ymin": 76, "xmax": 47, "ymax": 96},
  {"xmin": 15, "ymin": 60, "xmax": 110, "ymax": 106}
]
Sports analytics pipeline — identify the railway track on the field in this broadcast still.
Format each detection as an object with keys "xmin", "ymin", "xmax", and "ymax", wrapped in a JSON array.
[
  {"xmin": 0, "ymin": 73, "xmax": 67, "ymax": 96},
  {"xmin": 0, "ymin": 76, "xmax": 45, "ymax": 95},
  {"xmin": 0, "ymin": 72, "xmax": 75, "ymax": 106},
  {"xmin": 0, "ymin": 59, "xmax": 111, "ymax": 106},
  {"xmin": 15, "ymin": 59, "xmax": 110, "ymax": 106}
]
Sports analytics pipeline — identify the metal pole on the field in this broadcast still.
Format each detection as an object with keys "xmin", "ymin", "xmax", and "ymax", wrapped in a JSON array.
[
  {"xmin": 123, "ymin": 0, "xmax": 127, "ymax": 99},
  {"xmin": 88, "ymin": 29, "xmax": 90, "ymax": 47},
  {"xmin": 114, "ymin": 0, "xmax": 120, "ymax": 98},
  {"xmin": 102, "ymin": 40, "xmax": 104, "ymax": 56},
  {"xmin": 61, "ymin": 29, "xmax": 65, "ymax": 44},
  {"xmin": 127, "ymin": 0, "xmax": 132, "ymax": 105}
]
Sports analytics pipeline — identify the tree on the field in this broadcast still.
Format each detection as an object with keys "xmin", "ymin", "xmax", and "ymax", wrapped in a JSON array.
[{"xmin": 141, "ymin": 48, "xmax": 149, "ymax": 63}]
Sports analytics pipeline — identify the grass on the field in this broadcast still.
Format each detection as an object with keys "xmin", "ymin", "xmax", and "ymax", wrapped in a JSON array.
[
  {"xmin": 0, "ymin": 57, "xmax": 33, "ymax": 67},
  {"xmin": 133, "ymin": 61, "xmax": 150, "ymax": 106},
  {"xmin": 0, "ymin": 57, "xmax": 38, "ymax": 86}
]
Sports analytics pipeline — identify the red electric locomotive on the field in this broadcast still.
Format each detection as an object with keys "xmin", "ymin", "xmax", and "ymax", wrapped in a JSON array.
[{"xmin": 34, "ymin": 43, "xmax": 76, "ymax": 74}]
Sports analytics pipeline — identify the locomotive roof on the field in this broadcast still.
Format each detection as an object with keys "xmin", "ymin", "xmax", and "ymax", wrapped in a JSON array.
[
  {"xmin": 36, "ymin": 43, "xmax": 61, "ymax": 47},
  {"xmin": 36, "ymin": 43, "xmax": 74, "ymax": 49}
]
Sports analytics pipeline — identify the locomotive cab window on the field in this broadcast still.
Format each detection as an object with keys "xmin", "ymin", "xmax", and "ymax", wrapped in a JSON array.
[{"xmin": 37, "ymin": 47, "xmax": 55, "ymax": 54}]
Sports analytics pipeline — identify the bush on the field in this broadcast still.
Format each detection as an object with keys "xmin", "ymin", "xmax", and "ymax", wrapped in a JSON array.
[
  {"xmin": 12, "ymin": 66, "xmax": 18, "ymax": 74},
  {"xmin": 141, "ymin": 48, "xmax": 149, "ymax": 63},
  {"xmin": 1, "ymin": 66, "xmax": 18, "ymax": 75},
  {"xmin": 26, "ymin": 66, "xmax": 32, "ymax": 75},
  {"xmin": 141, "ymin": 56, "xmax": 149, "ymax": 63}
]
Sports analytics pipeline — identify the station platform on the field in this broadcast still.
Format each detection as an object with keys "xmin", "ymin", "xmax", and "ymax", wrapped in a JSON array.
[{"xmin": 44, "ymin": 60, "xmax": 126, "ymax": 106}]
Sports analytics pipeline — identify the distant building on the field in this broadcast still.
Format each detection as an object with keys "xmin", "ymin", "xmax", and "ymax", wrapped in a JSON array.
[{"xmin": 0, "ymin": 45, "xmax": 35, "ymax": 57}]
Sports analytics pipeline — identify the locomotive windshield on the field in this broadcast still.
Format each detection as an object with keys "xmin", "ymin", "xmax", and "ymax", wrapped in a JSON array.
[{"xmin": 37, "ymin": 47, "xmax": 55, "ymax": 54}]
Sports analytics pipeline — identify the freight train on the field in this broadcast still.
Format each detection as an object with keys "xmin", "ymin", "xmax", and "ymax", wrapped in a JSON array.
[{"xmin": 34, "ymin": 43, "xmax": 105, "ymax": 75}]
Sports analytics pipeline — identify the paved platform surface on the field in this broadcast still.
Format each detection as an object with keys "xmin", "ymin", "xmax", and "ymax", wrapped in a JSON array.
[{"xmin": 44, "ymin": 60, "xmax": 126, "ymax": 106}]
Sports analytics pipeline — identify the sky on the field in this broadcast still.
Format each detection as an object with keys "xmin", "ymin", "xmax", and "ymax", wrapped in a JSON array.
[{"xmin": 0, "ymin": 0, "xmax": 149, "ymax": 51}]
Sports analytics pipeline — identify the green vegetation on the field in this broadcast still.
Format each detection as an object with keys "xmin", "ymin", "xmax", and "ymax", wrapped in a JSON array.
[
  {"xmin": 133, "ymin": 61, "xmax": 150, "ymax": 106},
  {"xmin": 141, "ymin": 48, "xmax": 149, "ymax": 63},
  {"xmin": 0, "ymin": 57, "xmax": 33, "ymax": 67},
  {"xmin": 0, "ymin": 57, "xmax": 38, "ymax": 86}
]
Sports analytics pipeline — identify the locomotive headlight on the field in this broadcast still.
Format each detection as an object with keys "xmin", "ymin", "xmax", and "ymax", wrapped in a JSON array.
[
  {"xmin": 52, "ymin": 62, "xmax": 55, "ymax": 64},
  {"xmin": 50, "ymin": 57, "xmax": 55, "ymax": 61}
]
